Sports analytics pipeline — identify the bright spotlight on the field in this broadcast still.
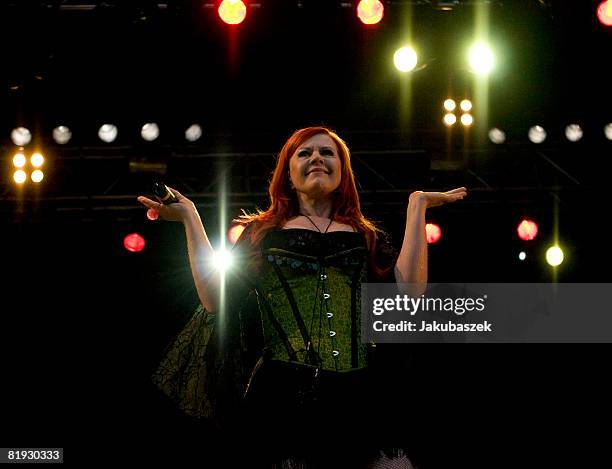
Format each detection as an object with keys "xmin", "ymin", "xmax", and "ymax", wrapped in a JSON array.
[
  {"xmin": 98, "ymin": 124, "xmax": 118, "ymax": 143},
  {"xmin": 393, "ymin": 46, "xmax": 418, "ymax": 73},
  {"xmin": 11, "ymin": 127, "xmax": 32, "ymax": 146},
  {"xmin": 565, "ymin": 124, "xmax": 583, "ymax": 142},
  {"xmin": 53, "ymin": 126, "xmax": 72, "ymax": 144},
  {"xmin": 518, "ymin": 251, "xmax": 527, "ymax": 261},
  {"xmin": 460, "ymin": 113, "xmax": 473, "ymax": 126},
  {"xmin": 12, "ymin": 153, "xmax": 26, "ymax": 168},
  {"xmin": 218, "ymin": 0, "xmax": 247, "ymax": 25},
  {"xmin": 443, "ymin": 99, "xmax": 456, "ymax": 112},
  {"xmin": 185, "ymin": 124, "xmax": 202, "ymax": 142},
  {"xmin": 597, "ymin": 1, "xmax": 612, "ymax": 26},
  {"xmin": 528, "ymin": 125, "xmax": 547, "ymax": 144},
  {"xmin": 13, "ymin": 170, "xmax": 27, "ymax": 184},
  {"xmin": 460, "ymin": 99, "xmax": 472, "ymax": 112},
  {"xmin": 30, "ymin": 153, "xmax": 44, "ymax": 168},
  {"xmin": 31, "ymin": 169, "xmax": 44, "ymax": 183},
  {"xmin": 546, "ymin": 246, "xmax": 564, "ymax": 267},
  {"xmin": 605, "ymin": 123, "xmax": 612, "ymax": 140},
  {"xmin": 211, "ymin": 248, "xmax": 234, "ymax": 273},
  {"xmin": 357, "ymin": 0, "xmax": 384, "ymax": 25},
  {"xmin": 488, "ymin": 128, "xmax": 506, "ymax": 144},
  {"xmin": 443, "ymin": 113, "xmax": 457, "ymax": 126},
  {"xmin": 425, "ymin": 223, "xmax": 442, "ymax": 244},
  {"xmin": 141, "ymin": 123, "xmax": 160, "ymax": 142},
  {"xmin": 468, "ymin": 43, "xmax": 495, "ymax": 75}
]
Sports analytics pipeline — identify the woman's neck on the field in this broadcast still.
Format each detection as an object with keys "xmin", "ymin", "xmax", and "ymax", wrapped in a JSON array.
[{"xmin": 297, "ymin": 194, "xmax": 333, "ymax": 219}]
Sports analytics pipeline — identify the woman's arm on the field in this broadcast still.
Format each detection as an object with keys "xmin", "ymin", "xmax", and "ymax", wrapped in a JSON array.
[
  {"xmin": 183, "ymin": 210, "xmax": 219, "ymax": 313},
  {"xmin": 394, "ymin": 193, "xmax": 428, "ymax": 295},
  {"xmin": 394, "ymin": 188, "xmax": 468, "ymax": 295}
]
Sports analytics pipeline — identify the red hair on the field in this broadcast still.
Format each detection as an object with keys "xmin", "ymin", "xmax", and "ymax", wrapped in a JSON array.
[{"xmin": 235, "ymin": 127, "xmax": 392, "ymax": 279}]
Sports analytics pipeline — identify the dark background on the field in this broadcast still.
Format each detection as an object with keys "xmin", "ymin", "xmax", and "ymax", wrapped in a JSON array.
[{"xmin": 1, "ymin": 1, "xmax": 611, "ymax": 466}]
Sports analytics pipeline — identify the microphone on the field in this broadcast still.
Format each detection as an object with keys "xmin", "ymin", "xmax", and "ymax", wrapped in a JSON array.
[{"xmin": 152, "ymin": 181, "xmax": 178, "ymax": 204}]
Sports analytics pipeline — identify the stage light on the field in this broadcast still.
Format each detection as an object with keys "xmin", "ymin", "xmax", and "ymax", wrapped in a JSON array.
[
  {"xmin": 425, "ymin": 223, "xmax": 442, "ymax": 244},
  {"xmin": 185, "ymin": 124, "xmax": 202, "ymax": 142},
  {"xmin": 13, "ymin": 170, "xmax": 27, "ymax": 184},
  {"xmin": 228, "ymin": 224, "xmax": 246, "ymax": 245},
  {"xmin": 393, "ymin": 46, "xmax": 418, "ymax": 73},
  {"xmin": 30, "ymin": 153, "xmax": 44, "ymax": 168},
  {"xmin": 12, "ymin": 153, "xmax": 26, "ymax": 168},
  {"xmin": 218, "ymin": 0, "xmax": 247, "ymax": 25},
  {"xmin": 52, "ymin": 126, "xmax": 72, "ymax": 144},
  {"xmin": 517, "ymin": 219, "xmax": 538, "ymax": 241},
  {"xmin": 98, "ymin": 124, "xmax": 118, "ymax": 143},
  {"xmin": 605, "ymin": 123, "xmax": 612, "ymax": 140},
  {"xmin": 443, "ymin": 113, "xmax": 457, "ymax": 126},
  {"xmin": 443, "ymin": 99, "xmax": 456, "ymax": 112},
  {"xmin": 468, "ymin": 43, "xmax": 495, "ymax": 75},
  {"xmin": 357, "ymin": 0, "xmax": 384, "ymax": 25},
  {"xmin": 211, "ymin": 248, "xmax": 234, "ymax": 273},
  {"xmin": 31, "ymin": 170, "xmax": 44, "ymax": 183},
  {"xmin": 546, "ymin": 246, "xmax": 564, "ymax": 267},
  {"xmin": 518, "ymin": 251, "xmax": 527, "ymax": 261},
  {"xmin": 460, "ymin": 113, "xmax": 473, "ymax": 126},
  {"xmin": 460, "ymin": 99, "xmax": 472, "ymax": 112},
  {"xmin": 141, "ymin": 123, "xmax": 160, "ymax": 142},
  {"xmin": 597, "ymin": 0, "xmax": 612, "ymax": 26},
  {"xmin": 11, "ymin": 127, "xmax": 32, "ymax": 146},
  {"xmin": 528, "ymin": 125, "xmax": 547, "ymax": 144},
  {"xmin": 488, "ymin": 128, "xmax": 506, "ymax": 144},
  {"xmin": 565, "ymin": 124, "xmax": 583, "ymax": 142},
  {"xmin": 146, "ymin": 208, "xmax": 159, "ymax": 221},
  {"xmin": 124, "ymin": 233, "xmax": 146, "ymax": 253}
]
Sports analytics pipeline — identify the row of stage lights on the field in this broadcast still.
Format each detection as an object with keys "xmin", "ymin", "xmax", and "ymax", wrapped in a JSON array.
[
  {"xmin": 488, "ymin": 123, "xmax": 612, "ymax": 144},
  {"xmin": 8, "ymin": 119, "xmax": 611, "ymax": 150},
  {"xmin": 6, "ymin": 118, "xmax": 611, "ymax": 186},
  {"xmin": 214, "ymin": 0, "xmax": 612, "ymax": 28},
  {"xmin": 124, "ymin": 217, "xmax": 565, "ymax": 268},
  {"xmin": 9, "ymin": 124, "xmax": 203, "ymax": 146}
]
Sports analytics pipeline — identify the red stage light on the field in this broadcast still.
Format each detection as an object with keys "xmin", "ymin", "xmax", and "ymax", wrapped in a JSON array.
[
  {"xmin": 597, "ymin": 1, "xmax": 612, "ymax": 26},
  {"xmin": 357, "ymin": 0, "xmax": 384, "ymax": 25},
  {"xmin": 228, "ymin": 223, "xmax": 246, "ymax": 245},
  {"xmin": 146, "ymin": 208, "xmax": 159, "ymax": 221},
  {"xmin": 124, "ymin": 233, "xmax": 146, "ymax": 252},
  {"xmin": 218, "ymin": 0, "xmax": 247, "ymax": 25},
  {"xmin": 517, "ymin": 219, "xmax": 538, "ymax": 241},
  {"xmin": 425, "ymin": 223, "xmax": 442, "ymax": 244}
]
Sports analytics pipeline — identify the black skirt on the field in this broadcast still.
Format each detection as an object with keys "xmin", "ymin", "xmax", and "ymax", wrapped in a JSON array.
[{"xmin": 229, "ymin": 359, "xmax": 411, "ymax": 467}]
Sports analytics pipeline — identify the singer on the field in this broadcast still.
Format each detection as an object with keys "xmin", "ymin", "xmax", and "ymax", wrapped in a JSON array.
[{"xmin": 137, "ymin": 127, "xmax": 467, "ymax": 468}]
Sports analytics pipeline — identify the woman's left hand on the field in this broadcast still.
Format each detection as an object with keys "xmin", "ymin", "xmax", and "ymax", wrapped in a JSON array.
[{"xmin": 409, "ymin": 187, "xmax": 468, "ymax": 209}]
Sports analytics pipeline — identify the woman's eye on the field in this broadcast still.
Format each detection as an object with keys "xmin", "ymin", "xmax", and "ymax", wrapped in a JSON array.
[
  {"xmin": 321, "ymin": 149, "xmax": 333, "ymax": 156},
  {"xmin": 298, "ymin": 150, "xmax": 310, "ymax": 157}
]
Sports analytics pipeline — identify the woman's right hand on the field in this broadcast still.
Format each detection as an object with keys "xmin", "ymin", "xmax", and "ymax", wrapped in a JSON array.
[{"xmin": 137, "ymin": 186, "xmax": 197, "ymax": 223}]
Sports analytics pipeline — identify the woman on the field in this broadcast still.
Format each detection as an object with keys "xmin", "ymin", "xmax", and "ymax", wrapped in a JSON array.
[{"xmin": 137, "ymin": 127, "xmax": 467, "ymax": 468}]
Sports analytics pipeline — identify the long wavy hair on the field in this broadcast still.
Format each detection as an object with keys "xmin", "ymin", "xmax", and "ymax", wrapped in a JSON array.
[{"xmin": 235, "ymin": 127, "xmax": 392, "ymax": 278}]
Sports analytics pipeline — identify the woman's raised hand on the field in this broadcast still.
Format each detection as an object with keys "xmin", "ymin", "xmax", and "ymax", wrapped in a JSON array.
[
  {"xmin": 137, "ymin": 186, "xmax": 197, "ymax": 223},
  {"xmin": 409, "ymin": 187, "xmax": 468, "ymax": 209}
]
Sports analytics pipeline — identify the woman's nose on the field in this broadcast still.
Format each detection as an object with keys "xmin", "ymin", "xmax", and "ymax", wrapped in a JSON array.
[{"xmin": 310, "ymin": 151, "xmax": 323, "ymax": 162}]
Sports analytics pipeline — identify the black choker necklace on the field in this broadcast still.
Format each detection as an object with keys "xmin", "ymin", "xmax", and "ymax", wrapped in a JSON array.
[{"xmin": 300, "ymin": 214, "xmax": 333, "ymax": 233}]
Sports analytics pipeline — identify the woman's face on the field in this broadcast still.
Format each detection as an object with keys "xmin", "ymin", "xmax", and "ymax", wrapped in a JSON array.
[{"xmin": 288, "ymin": 133, "xmax": 342, "ymax": 199}]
